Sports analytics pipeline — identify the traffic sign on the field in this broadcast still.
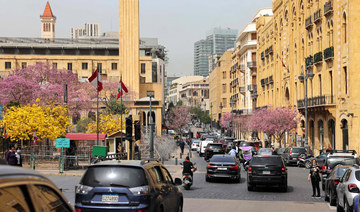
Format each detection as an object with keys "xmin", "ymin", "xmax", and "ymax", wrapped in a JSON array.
[{"xmin": 56, "ymin": 138, "xmax": 70, "ymax": 148}]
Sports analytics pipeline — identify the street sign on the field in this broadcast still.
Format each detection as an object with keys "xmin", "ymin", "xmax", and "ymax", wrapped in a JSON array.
[{"xmin": 56, "ymin": 138, "xmax": 70, "ymax": 148}]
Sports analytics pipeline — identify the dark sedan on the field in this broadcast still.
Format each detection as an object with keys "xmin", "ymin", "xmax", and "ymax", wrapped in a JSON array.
[
  {"xmin": 204, "ymin": 143, "xmax": 225, "ymax": 160},
  {"xmin": 324, "ymin": 165, "xmax": 351, "ymax": 206},
  {"xmin": 206, "ymin": 155, "xmax": 241, "ymax": 183}
]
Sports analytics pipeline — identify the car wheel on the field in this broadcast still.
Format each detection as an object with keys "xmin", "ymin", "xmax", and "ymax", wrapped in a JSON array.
[
  {"xmin": 344, "ymin": 198, "xmax": 352, "ymax": 212},
  {"xmin": 330, "ymin": 190, "xmax": 336, "ymax": 206},
  {"xmin": 281, "ymin": 183, "xmax": 288, "ymax": 192},
  {"xmin": 205, "ymin": 175, "xmax": 211, "ymax": 182},
  {"xmin": 234, "ymin": 176, "xmax": 241, "ymax": 183},
  {"xmin": 305, "ymin": 161, "xmax": 312, "ymax": 169},
  {"xmin": 324, "ymin": 188, "xmax": 329, "ymax": 202},
  {"xmin": 322, "ymin": 182, "xmax": 325, "ymax": 191},
  {"xmin": 337, "ymin": 197, "xmax": 344, "ymax": 212},
  {"xmin": 247, "ymin": 184, "xmax": 253, "ymax": 191},
  {"xmin": 177, "ymin": 199, "xmax": 183, "ymax": 212}
]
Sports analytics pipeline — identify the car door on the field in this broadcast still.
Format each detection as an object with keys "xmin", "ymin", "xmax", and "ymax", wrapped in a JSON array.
[
  {"xmin": 0, "ymin": 184, "xmax": 33, "ymax": 212},
  {"xmin": 338, "ymin": 169, "xmax": 351, "ymax": 206},
  {"xmin": 161, "ymin": 166, "xmax": 179, "ymax": 212},
  {"xmin": 150, "ymin": 166, "xmax": 172, "ymax": 211}
]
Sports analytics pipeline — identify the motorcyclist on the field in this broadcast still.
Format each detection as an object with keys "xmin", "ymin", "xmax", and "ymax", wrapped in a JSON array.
[{"xmin": 182, "ymin": 156, "xmax": 195, "ymax": 179}]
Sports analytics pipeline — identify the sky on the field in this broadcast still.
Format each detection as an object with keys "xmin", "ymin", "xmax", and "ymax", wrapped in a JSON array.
[{"xmin": 0, "ymin": 0, "xmax": 272, "ymax": 77}]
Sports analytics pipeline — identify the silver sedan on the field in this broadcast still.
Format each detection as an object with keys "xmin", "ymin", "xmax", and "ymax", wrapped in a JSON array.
[{"xmin": 336, "ymin": 166, "xmax": 360, "ymax": 212}]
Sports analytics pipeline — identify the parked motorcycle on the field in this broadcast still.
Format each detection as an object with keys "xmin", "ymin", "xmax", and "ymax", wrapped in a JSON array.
[
  {"xmin": 297, "ymin": 154, "xmax": 308, "ymax": 167},
  {"xmin": 180, "ymin": 162, "xmax": 197, "ymax": 190}
]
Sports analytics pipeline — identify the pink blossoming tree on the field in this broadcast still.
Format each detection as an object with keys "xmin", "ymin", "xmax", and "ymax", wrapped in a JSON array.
[
  {"xmin": 233, "ymin": 115, "xmax": 251, "ymax": 139},
  {"xmin": 220, "ymin": 112, "xmax": 233, "ymax": 130},
  {"xmin": 165, "ymin": 105, "xmax": 191, "ymax": 137}
]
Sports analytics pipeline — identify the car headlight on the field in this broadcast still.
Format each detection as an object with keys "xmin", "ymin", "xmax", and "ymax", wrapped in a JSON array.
[
  {"xmin": 129, "ymin": 186, "xmax": 150, "ymax": 195},
  {"xmin": 76, "ymin": 184, "xmax": 93, "ymax": 194}
]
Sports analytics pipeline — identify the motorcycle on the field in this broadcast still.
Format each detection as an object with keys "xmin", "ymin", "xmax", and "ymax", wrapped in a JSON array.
[
  {"xmin": 239, "ymin": 146, "xmax": 253, "ymax": 171},
  {"xmin": 180, "ymin": 162, "xmax": 197, "ymax": 190},
  {"xmin": 297, "ymin": 154, "xmax": 308, "ymax": 167}
]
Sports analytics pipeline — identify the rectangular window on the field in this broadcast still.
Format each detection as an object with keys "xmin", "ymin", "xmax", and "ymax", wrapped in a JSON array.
[
  {"xmin": 251, "ymin": 33, "xmax": 257, "ymax": 40},
  {"xmin": 222, "ymin": 84, "xmax": 226, "ymax": 93},
  {"xmin": 344, "ymin": 66, "xmax": 348, "ymax": 94},
  {"xmin": 5, "ymin": 62, "xmax": 11, "ymax": 69},
  {"xmin": 152, "ymin": 62, "xmax": 158, "ymax": 83},
  {"xmin": 111, "ymin": 63, "xmax": 117, "ymax": 70},
  {"xmin": 141, "ymin": 63, "xmax": 146, "ymax": 74},
  {"xmin": 82, "ymin": 62, "xmax": 88, "ymax": 70},
  {"xmin": 67, "ymin": 63, "xmax": 72, "ymax": 71},
  {"xmin": 97, "ymin": 63, "xmax": 102, "ymax": 73},
  {"xmin": 52, "ymin": 63, "xmax": 57, "ymax": 69},
  {"xmin": 21, "ymin": 62, "xmax": 27, "ymax": 68}
]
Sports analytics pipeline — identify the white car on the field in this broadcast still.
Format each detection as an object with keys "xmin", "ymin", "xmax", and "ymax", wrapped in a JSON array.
[
  {"xmin": 191, "ymin": 140, "xmax": 200, "ymax": 151},
  {"xmin": 199, "ymin": 140, "xmax": 214, "ymax": 157}
]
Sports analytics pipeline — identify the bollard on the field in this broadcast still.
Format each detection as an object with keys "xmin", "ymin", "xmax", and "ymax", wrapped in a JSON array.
[
  {"xmin": 175, "ymin": 157, "xmax": 178, "ymax": 165},
  {"xmin": 180, "ymin": 153, "xmax": 182, "ymax": 159}
]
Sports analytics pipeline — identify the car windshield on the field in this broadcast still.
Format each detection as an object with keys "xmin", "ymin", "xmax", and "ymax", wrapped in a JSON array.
[
  {"xmin": 209, "ymin": 144, "xmax": 222, "ymax": 149},
  {"xmin": 258, "ymin": 148, "xmax": 272, "ymax": 155},
  {"xmin": 210, "ymin": 156, "xmax": 235, "ymax": 163},
  {"xmin": 292, "ymin": 148, "xmax": 306, "ymax": 154},
  {"xmin": 327, "ymin": 157, "xmax": 358, "ymax": 168},
  {"xmin": 251, "ymin": 157, "xmax": 283, "ymax": 166},
  {"xmin": 193, "ymin": 141, "xmax": 200, "ymax": 144},
  {"xmin": 335, "ymin": 167, "xmax": 349, "ymax": 177},
  {"xmin": 80, "ymin": 166, "xmax": 148, "ymax": 188},
  {"xmin": 355, "ymin": 171, "xmax": 360, "ymax": 181},
  {"xmin": 278, "ymin": 148, "xmax": 285, "ymax": 153}
]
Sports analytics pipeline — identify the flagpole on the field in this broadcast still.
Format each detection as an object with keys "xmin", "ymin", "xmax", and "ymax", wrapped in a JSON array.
[
  {"xmin": 96, "ymin": 69, "xmax": 99, "ymax": 146},
  {"xmin": 120, "ymin": 75, "xmax": 123, "ymax": 151}
]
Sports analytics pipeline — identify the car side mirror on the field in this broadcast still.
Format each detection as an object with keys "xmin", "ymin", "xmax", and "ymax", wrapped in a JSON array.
[{"xmin": 174, "ymin": 178, "xmax": 182, "ymax": 185}]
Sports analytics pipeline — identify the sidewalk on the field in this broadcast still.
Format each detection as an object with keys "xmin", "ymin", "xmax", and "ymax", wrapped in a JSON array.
[
  {"xmin": 163, "ymin": 144, "xmax": 192, "ymax": 179},
  {"xmin": 31, "ymin": 168, "xmax": 85, "ymax": 177}
]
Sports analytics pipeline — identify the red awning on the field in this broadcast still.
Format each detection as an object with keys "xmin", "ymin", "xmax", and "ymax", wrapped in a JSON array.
[{"xmin": 66, "ymin": 133, "xmax": 106, "ymax": 141}]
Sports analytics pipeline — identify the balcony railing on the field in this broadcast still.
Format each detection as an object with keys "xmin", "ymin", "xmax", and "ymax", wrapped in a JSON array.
[
  {"xmin": 314, "ymin": 52, "xmax": 323, "ymax": 65},
  {"xmin": 261, "ymin": 79, "xmax": 265, "ymax": 87},
  {"xmin": 247, "ymin": 61, "xmax": 257, "ymax": 68},
  {"xmin": 305, "ymin": 56, "xmax": 313, "ymax": 68},
  {"xmin": 324, "ymin": 46, "xmax": 334, "ymax": 61},
  {"xmin": 248, "ymin": 84, "xmax": 257, "ymax": 92},
  {"xmin": 264, "ymin": 77, "xmax": 269, "ymax": 85},
  {"xmin": 268, "ymin": 45, "xmax": 273, "ymax": 55},
  {"xmin": 314, "ymin": 9, "xmax": 321, "ymax": 23},
  {"xmin": 269, "ymin": 75, "xmax": 273, "ymax": 84},
  {"xmin": 239, "ymin": 86, "xmax": 246, "ymax": 93},
  {"xmin": 324, "ymin": 1, "xmax": 333, "ymax": 16},
  {"xmin": 239, "ymin": 64, "xmax": 246, "ymax": 72},
  {"xmin": 305, "ymin": 16, "xmax": 313, "ymax": 29},
  {"xmin": 297, "ymin": 95, "xmax": 335, "ymax": 109},
  {"xmin": 261, "ymin": 52, "xmax": 265, "ymax": 60},
  {"xmin": 265, "ymin": 48, "xmax": 269, "ymax": 57}
]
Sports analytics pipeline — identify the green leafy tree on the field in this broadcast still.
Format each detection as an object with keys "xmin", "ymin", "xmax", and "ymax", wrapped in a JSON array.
[
  {"xmin": 191, "ymin": 107, "xmax": 211, "ymax": 124},
  {"xmin": 76, "ymin": 118, "xmax": 94, "ymax": 133},
  {"xmin": 106, "ymin": 99, "xmax": 127, "ymax": 115},
  {"xmin": 176, "ymin": 100, "xmax": 183, "ymax": 106}
]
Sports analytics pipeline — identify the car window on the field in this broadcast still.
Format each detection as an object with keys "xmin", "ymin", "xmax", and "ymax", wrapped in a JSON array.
[
  {"xmin": 210, "ymin": 156, "xmax": 235, "ymax": 163},
  {"xmin": 161, "ymin": 167, "xmax": 174, "ymax": 184},
  {"xmin": 80, "ymin": 166, "xmax": 148, "ymax": 188},
  {"xmin": 335, "ymin": 167, "xmax": 349, "ymax": 178},
  {"xmin": 0, "ymin": 185, "xmax": 31, "ymax": 212},
  {"xmin": 251, "ymin": 157, "xmax": 283, "ymax": 166},
  {"xmin": 32, "ymin": 185, "xmax": 71, "ymax": 212},
  {"xmin": 149, "ymin": 166, "xmax": 165, "ymax": 184},
  {"xmin": 327, "ymin": 157, "xmax": 358, "ymax": 168},
  {"xmin": 292, "ymin": 148, "xmax": 306, "ymax": 154},
  {"xmin": 355, "ymin": 171, "xmax": 360, "ymax": 181},
  {"xmin": 344, "ymin": 170, "xmax": 352, "ymax": 182}
]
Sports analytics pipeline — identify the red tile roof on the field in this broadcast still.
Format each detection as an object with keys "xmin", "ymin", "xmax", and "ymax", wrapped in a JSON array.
[
  {"xmin": 66, "ymin": 133, "xmax": 106, "ymax": 141},
  {"xmin": 42, "ymin": 1, "xmax": 54, "ymax": 18}
]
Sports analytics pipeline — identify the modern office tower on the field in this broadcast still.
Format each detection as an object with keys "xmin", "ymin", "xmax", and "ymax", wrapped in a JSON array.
[{"xmin": 194, "ymin": 39, "xmax": 212, "ymax": 76}]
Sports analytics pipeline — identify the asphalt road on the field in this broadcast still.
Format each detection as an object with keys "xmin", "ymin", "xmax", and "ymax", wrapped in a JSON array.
[{"xmin": 47, "ymin": 150, "xmax": 334, "ymax": 211}]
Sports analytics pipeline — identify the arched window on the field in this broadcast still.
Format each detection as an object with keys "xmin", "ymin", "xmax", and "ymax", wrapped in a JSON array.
[
  {"xmin": 285, "ymin": 87, "xmax": 290, "ymax": 104},
  {"xmin": 343, "ymin": 12, "xmax": 347, "ymax": 44}
]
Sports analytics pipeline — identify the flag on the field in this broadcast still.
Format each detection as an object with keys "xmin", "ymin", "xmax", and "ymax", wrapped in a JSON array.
[
  {"xmin": 117, "ymin": 80, "xmax": 128, "ymax": 99},
  {"xmin": 3, "ymin": 123, "xmax": 7, "ymax": 139},
  {"xmin": 88, "ymin": 69, "xmax": 103, "ymax": 92},
  {"xmin": 33, "ymin": 131, "xmax": 38, "ymax": 146}
]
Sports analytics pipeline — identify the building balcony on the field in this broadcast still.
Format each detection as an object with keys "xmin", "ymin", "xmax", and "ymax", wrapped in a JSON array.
[
  {"xmin": 264, "ymin": 77, "xmax": 269, "ymax": 85},
  {"xmin": 239, "ymin": 64, "xmax": 246, "ymax": 72},
  {"xmin": 247, "ymin": 61, "xmax": 257, "ymax": 68},
  {"xmin": 235, "ymin": 109, "xmax": 252, "ymax": 115},
  {"xmin": 248, "ymin": 84, "xmax": 257, "ymax": 92},
  {"xmin": 297, "ymin": 95, "xmax": 335, "ymax": 109},
  {"xmin": 314, "ymin": 9, "xmax": 321, "ymax": 23},
  {"xmin": 269, "ymin": 75, "xmax": 273, "ymax": 84},
  {"xmin": 305, "ymin": 16, "xmax": 313, "ymax": 30},
  {"xmin": 250, "ymin": 69, "xmax": 257, "ymax": 76},
  {"xmin": 239, "ymin": 86, "xmax": 246, "ymax": 94},
  {"xmin": 324, "ymin": 1, "xmax": 333, "ymax": 16},
  {"xmin": 324, "ymin": 46, "xmax": 334, "ymax": 61},
  {"xmin": 305, "ymin": 56, "xmax": 314, "ymax": 68},
  {"xmin": 268, "ymin": 45, "xmax": 273, "ymax": 55},
  {"xmin": 261, "ymin": 52, "xmax": 265, "ymax": 60},
  {"xmin": 313, "ymin": 52, "xmax": 323, "ymax": 65},
  {"xmin": 261, "ymin": 79, "xmax": 265, "ymax": 87},
  {"xmin": 251, "ymin": 91, "xmax": 258, "ymax": 99},
  {"xmin": 265, "ymin": 48, "xmax": 269, "ymax": 57}
]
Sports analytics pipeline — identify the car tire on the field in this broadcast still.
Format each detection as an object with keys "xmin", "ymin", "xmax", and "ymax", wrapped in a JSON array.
[
  {"xmin": 305, "ymin": 161, "xmax": 312, "ymax": 169},
  {"xmin": 247, "ymin": 184, "xmax": 253, "ymax": 191},
  {"xmin": 177, "ymin": 199, "xmax": 183, "ymax": 212},
  {"xmin": 324, "ymin": 188, "xmax": 329, "ymax": 202},
  {"xmin": 329, "ymin": 190, "xmax": 336, "ymax": 206},
  {"xmin": 234, "ymin": 176, "xmax": 240, "ymax": 183},
  {"xmin": 337, "ymin": 197, "xmax": 344, "ymax": 212},
  {"xmin": 205, "ymin": 175, "xmax": 211, "ymax": 182},
  {"xmin": 200, "ymin": 153, "xmax": 203, "ymax": 157},
  {"xmin": 281, "ymin": 183, "xmax": 288, "ymax": 192}
]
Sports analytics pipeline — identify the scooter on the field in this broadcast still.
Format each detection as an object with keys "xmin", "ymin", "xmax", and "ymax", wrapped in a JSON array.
[
  {"xmin": 239, "ymin": 146, "xmax": 253, "ymax": 171},
  {"xmin": 297, "ymin": 154, "xmax": 308, "ymax": 167},
  {"xmin": 180, "ymin": 162, "xmax": 197, "ymax": 190}
]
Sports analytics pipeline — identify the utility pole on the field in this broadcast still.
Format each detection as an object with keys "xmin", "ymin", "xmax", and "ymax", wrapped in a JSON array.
[{"xmin": 149, "ymin": 95, "xmax": 154, "ymax": 158}]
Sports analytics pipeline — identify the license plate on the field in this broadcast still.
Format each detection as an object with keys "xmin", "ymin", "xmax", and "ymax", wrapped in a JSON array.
[
  {"xmin": 102, "ymin": 194, "xmax": 119, "ymax": 202},
  {"xmin": 263, "ymin": 171, "xmax": 271, "ymax": 175},
  {"xmin": 214, "ymin": 150, "xmax": 219, "ymax": 152},
  {"xmin": 218, "ymin": 167, "xmax": 227, "ymax": 170}
]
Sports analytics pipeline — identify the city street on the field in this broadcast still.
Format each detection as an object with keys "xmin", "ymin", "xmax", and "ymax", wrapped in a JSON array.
[{"xmin": 47, "ymin": 147, "xmax": 335, "ymax": 211}]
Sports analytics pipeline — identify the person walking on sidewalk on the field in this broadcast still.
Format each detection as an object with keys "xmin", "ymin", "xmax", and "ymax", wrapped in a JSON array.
[
  {"xmin": 15, "ymin": 147, "xmax": 22, "ymax": 167},
  {"xmin": 308, "ymin": 159, "xmax": 321, "ymax": 197},
  {"xmin": 179, "ymin": 140, "xmax": 185, "ymax": 154},
  {"xmin": 5, "ymin": 145, "xmax": 17, "ymax": 166}
]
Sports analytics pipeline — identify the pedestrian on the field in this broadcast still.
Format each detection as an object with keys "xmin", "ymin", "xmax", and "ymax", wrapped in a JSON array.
[
  {"xmin": 179, "ymin": 140, "xmax": 185, "ymax": 154},
  {"xmin": 235, "ymin": 142, "xmax": 239, "ymax": 155},
  {"xmin": 5, "ymin": 145, "xmax": 17, "ymax": 166},
  {"xmin": 308, "ymin": 159, "xmax": 321, "ymax": 197},
  {"xmin": 15, "ymin": 147, "xmax": 22, "ymax": 167},
  {"xmin": 229, "ymin": 146, "xmax": 237, "ymax": 157},
  {"xmin": 134, "ymin": 143, "xmax": 140, "ymax": 160},
  {"xmin": 271, "ymin": 146, "xmax": 277, "ymax": 155}
]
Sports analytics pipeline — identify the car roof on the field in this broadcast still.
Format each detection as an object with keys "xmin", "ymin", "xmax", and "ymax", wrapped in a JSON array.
[
  {"xmin": 253, "ymin": 155, "xmax": 281, "ymax": 158},
  {"xmin": 91, "ymin": 159, "xmax": 161, "ymax": 168},
  {"xmin": 328, "ymin": 153, "xmax": 358, "ymax": 157},
  {"xmin": 0, "ymin": 165, "xmax": 47, "ymax": 177},
  {"xmin": 212, "ymin": 154, "xmax": 233, "ymax": 158}
]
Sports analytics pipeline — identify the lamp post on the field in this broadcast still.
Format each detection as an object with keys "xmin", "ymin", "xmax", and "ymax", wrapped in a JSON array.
[
  {"xmin": 219, "ymin": 102, "xmax": 223, "ymax": 137},
  {"xmin": 298, "ymin": 66, "xmax": 314, "ymax": 148},
  {"xmin": 210, "ymin": 103, "xmax": 213, "ymax": 130},
  {"xmin": 148, "ymin": 93, "xmax": 154, "ymax": 158},
  {"xmin": 230, "ymin": 100, "xmax": 235, "ymax": 138}
]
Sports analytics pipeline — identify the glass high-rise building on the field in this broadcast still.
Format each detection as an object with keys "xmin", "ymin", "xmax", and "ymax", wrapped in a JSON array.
[{"xmin": 194, "ymin": 27, "xmax": 238, "ymax": 76}]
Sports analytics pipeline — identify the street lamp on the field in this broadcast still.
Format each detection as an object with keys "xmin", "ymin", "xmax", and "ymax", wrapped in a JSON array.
[
  {"xmin": 230, "ymin": 100, "xmax": 235, "ymax": 138},
  {"xmin": 219, "ymin": 102, "xmax": 223, "ymax": 136},
  {"xmin": 298, "ymin": 66, "xmax": 314, "ymax": 148},
  {"xmin": 148, "ymin": 93, "xmax": 155, "ymax": 158},
  {"xmin": 210, "ymin": 103, "xmax": 213, "ymax": 130}
]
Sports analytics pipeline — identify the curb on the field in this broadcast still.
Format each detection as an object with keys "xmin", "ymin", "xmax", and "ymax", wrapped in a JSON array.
[{"xmin": 37, "ymin": 170, "xmax": 84, "ymax": 177}]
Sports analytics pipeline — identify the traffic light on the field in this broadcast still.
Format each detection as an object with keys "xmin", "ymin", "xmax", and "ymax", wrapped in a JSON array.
[
  {"xmin": 134, "ymin": 120, "xmax": 141, "ymax": 140},
  {"xmin": 126, "ymin": 115, "xmax": 133, "ymax": 139}
]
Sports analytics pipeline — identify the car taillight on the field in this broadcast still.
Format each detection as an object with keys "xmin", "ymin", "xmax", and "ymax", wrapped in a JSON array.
[
  {"xmin": 137, "ymin": 210, "xmax": 150, "ymax": 212},
  {"xmin": 75, "ymin": 209, "xmax": 81, "ymax": 212},
  {"xmin": 281, "ymin": 167, "xmax": 286, "ymax": 175},
  {"xmin": 348, "ymin": 184, "xmax": 359, "ymax": 193},
  {"xmin": 206, "ymin": 148, "xmax": 211, "ymax": 151},
  {"xmin": 129, "ymin": 186, "xmax": 150, "ymax": 195},
  {"xmin": 248, "ymin": 166, "xmax": 252, "ymax": 174},
  {"xmin": 207, "ymin": 164, "xmax": 216, "ymax": 169},
  {"xmin": 334, "ymin": 181, "xmax": 339, "ymax": 185},
  {"xmin": 229, "ymin": 165, "xmax": 239, "ymax": 170},
  {"xmin": 290, "ymin": 149, "xmax": 292, "ymax": 154},
  {"xmin": 184, "ymin": 175, "xmax": 190, "ymax": 177},
  {"xmin": 322, "ymin": 166, "xmax": 327, "ymax": 170}
]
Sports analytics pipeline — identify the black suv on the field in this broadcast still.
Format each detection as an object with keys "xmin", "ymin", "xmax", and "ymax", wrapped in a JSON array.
[
  {"xmin": 204, "ymin": 143, "xmax": 225, "ymax": 161},
  {"xmin": 75, "ymin": 159, "xmax": 183, "ymax": 212},
  {"xmin": 282, "ymin": 147, "xmax": 309, "ymax": 165},
  {"xmin": 247, "ymin": 155, "xmax": 288, "ymax": 192}
]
